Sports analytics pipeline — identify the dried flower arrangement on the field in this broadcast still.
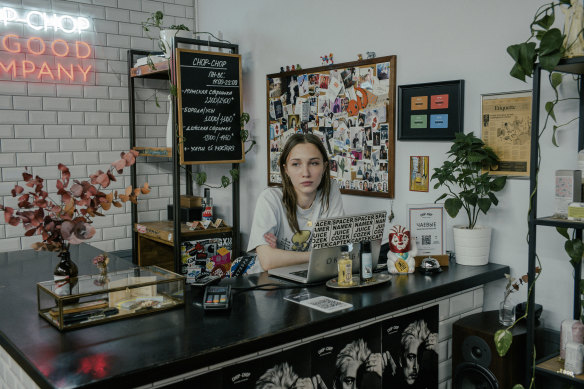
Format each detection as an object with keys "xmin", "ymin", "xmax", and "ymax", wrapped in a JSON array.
[{"xmin": 0, "ymin": 150, "xmax": 149, "ymax": 253}]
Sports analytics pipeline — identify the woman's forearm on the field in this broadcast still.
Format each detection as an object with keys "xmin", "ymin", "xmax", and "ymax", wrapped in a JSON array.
[{"xmin": 256, "ymin": 245, "xmax": 310, "ymax": 271}]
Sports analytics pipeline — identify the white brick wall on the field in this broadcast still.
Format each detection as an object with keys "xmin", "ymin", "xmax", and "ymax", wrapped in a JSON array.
[{"xmin": 0, "ymin": 0, "xmax": 194, "ymax": 251}]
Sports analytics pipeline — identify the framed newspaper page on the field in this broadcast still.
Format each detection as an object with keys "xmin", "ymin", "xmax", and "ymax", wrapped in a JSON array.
[
  {"xmin": 407, "ymin": 203, "xmax": 445, "ymax": 255},
  {"xmin": 481, "ymin": 90, "xmax": 532, "ymax": 178}
]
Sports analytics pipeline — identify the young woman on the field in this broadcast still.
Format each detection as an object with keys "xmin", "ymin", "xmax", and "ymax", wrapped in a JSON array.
[{"xmin": 247, "ymin": 133, "xmax": 345, "ymax": 271}]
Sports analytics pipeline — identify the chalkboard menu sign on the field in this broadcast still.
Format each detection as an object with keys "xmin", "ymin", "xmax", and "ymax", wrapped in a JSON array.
[{"xmin": 176, "ymin": 49, "xmax": 244, "ymax": 164}]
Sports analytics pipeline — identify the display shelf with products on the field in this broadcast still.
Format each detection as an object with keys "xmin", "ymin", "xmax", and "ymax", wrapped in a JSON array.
[
  {"xmin": 526, "ymin": 56, "xmax": 584, "ymax": 386},
  {"xmin": 127, "ymin": 38, "xmax": 242, "ymax": 277}
]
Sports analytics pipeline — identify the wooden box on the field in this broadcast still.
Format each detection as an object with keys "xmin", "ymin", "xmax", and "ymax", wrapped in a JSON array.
[{"xmin": 180, "ymin": 195, "xmax": 203, "ymax": 208}]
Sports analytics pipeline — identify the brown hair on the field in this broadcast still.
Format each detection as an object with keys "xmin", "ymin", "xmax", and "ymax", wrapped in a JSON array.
[{"xmin": 279, "ymin": 133, "xmax": 331, "ymax": 234}]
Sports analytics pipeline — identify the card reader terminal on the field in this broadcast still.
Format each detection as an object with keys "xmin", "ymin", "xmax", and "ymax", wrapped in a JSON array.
[{"xmin": 203, "ymin": 285, "xmax": 231, "ymax": 311}]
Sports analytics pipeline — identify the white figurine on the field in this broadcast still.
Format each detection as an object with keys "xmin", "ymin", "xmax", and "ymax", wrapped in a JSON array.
[
  {"xmin": 562, "ymin": 0, "xmax": 584, "ymax": 58},
  {"xmin": 386, "ymin": 225, "xmax": 417, "ymax": 274}
]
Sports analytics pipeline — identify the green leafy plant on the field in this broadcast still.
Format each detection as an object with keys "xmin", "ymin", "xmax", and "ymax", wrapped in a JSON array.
[
  {"xmin": 431, "ymin": 132, "xmax": 507, "ymax": 229},
  {"xmin": 507, "ymin": 0, "xmax": 584, "ymax": 146},
  {"xmin": 142, "ymin": 11, "xmax": 190, "ymax": 56}
]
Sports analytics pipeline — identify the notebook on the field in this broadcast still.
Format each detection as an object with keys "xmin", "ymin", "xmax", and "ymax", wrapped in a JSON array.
[{"xmin": 268, "ymin": 211, "xmax": 386, "ymax": 283}]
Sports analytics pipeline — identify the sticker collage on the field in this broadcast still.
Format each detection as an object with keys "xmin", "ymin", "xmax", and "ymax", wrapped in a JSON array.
[{"xmin": 267, "ymin": 56, "xmax": 395, "ymax": 197}]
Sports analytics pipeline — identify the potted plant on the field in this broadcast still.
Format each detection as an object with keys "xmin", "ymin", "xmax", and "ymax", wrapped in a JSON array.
[
  {"xmin": 142, "ymin": 11, "xmax": 191, "ymax": 59},
  {"xmin": 431, "ymin": 132, "xmax": 507, "ymax": 265},
  {"xmin": 507, "ymin": 0, "xmax": 584, "ymax": 145}
]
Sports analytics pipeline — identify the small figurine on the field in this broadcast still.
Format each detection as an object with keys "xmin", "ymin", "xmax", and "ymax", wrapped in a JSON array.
[
  {"xmin": 291, "ymin": 65, "xmax": 295, "ymax": 71},
  {"xmin": 357, "ymin": 53, "xmax": 363, "ymax": 61},
  {"xmin": 320, "ymin": 53, "xmax": 334, "ymax": 65},
  {"xmin": 386, "ymin": 225, "xmax": 417, "ymax": 274},
  {"xmin": 296, "ymin": 64, "xmax": 302, "ymax": 70},
  {"xmin": 280, "ymin": 67, "xmax": 285, "ymax": 72},
  {"xmin": 366, "ymin": 51, "xmax": 376, "ymax": 59},
  {"xmin": 286, "ymin": 65, "xmax": 290, "ymax": 72}
]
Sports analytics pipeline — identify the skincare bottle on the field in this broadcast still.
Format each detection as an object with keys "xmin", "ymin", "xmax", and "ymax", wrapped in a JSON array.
[
  {"xmin": 360, "ymin": 241, "xmax": 373, "ymax": 282},
  {"xmin": 338, "ymin": 245, "xmax": 353, "ymax": 286}
]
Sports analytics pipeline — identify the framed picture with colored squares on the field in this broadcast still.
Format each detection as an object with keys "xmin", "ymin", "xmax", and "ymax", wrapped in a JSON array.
[{"xmin": 397, "ymin": 80, "xmax": 464, "ymax": 141}]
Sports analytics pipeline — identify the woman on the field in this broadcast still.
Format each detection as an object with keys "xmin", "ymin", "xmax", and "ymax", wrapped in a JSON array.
[{"xmin": 247, "ymin": 134, "xmax": 345, "ymax": 271}]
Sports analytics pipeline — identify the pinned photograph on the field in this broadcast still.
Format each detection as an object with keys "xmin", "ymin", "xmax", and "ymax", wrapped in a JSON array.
[
  {"xmin": 319, "ymin": 74, "xmax": 330, "ymax": 89},
  {"xmin": 376, "ymin": 62, "xmax": 390, "ymax": 80},
  {"xmin": 298, "ymin": 74, "xmax": 309, "ymax": 96},
  {"xmin": 268, "ymin": 77, "xmax": 282, "ymax": 98}
]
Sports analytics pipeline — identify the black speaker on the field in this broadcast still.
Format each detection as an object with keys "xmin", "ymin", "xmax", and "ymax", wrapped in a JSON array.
[{"xmin": 452, "ymin": 310, "xmax": 527, "ymax": 389}]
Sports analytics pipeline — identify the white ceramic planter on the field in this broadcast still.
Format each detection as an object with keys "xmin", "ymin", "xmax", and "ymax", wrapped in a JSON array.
[
  {"xmin": 160, "ymin": 29, "xmax": 191, "ymax": 58},
  {"xmin": 452, "ymin": 225, "xmax": 492, "ymax": 266}
]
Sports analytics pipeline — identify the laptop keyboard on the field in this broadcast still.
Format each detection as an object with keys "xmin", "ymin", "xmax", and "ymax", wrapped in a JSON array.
[{"xmin": 290, "ymin": 270, "xmax": 308, "ymax": 278}]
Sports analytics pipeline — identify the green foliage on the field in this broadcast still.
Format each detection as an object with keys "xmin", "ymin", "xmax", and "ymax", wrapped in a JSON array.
[
  {"xmin": 431, "ymin": 132, "xmax": 507, "ymax": 229},
  {"xmin": 557, "ymin": 227, "xmax": 584, "ymax": 267},
  {"xmin": 494, "ymin": 329, "xmax": 513, "ymax": 357},
  {"xmin": 507, "ymin": 1, "xmax": 571, "ymax": 82},
  {"xmin": 142, "ymin": 11, "xmax": 190, "ymax": 34}
]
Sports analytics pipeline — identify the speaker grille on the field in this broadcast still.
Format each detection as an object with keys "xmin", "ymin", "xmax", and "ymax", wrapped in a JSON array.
[
  {"xmin": 461, "ymin": 335, "xmax": 492, "ymax": 367},
  {"xmin": 453, "ymin": 362, "xmax": 499, "ymax": 389}
]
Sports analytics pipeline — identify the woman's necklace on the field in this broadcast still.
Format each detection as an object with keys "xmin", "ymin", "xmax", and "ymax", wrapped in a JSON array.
[{"xmin": 299, "ymin": 201, "xmax": 316, "ymax": 227}]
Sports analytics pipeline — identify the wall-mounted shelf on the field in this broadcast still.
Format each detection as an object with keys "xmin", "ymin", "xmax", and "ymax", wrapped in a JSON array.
[
  {"xmin": 526, "ymin": 56, "xmax": 584, "ymax": 386},
  {"xmin": 127, "ymin": 38, "xmax": 242, "ymax": 277}
]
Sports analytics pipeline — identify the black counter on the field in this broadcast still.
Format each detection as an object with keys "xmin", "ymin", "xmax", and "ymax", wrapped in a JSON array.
[{"xmin": 0, "ymin": 245, "xmax": 508, "ymax": 388}]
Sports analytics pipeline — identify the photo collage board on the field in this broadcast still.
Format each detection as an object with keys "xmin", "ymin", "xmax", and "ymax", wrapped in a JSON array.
[{"xmin": 266, "ymin": 56, "xmax": 396, "ymax": 198}]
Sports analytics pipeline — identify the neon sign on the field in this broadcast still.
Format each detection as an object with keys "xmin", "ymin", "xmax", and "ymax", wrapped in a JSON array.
[
  {"xmin": 0, "ymin": 7, "xmax": 93, "ymax": 82},
  {"xmin": 0, "ymin": 7, "xmax": 90, "ymax": 33}
]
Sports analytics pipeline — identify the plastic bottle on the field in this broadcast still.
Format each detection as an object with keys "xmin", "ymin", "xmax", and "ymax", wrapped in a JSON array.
[
  {"xmin": 360, "ymin": 241, "xmax": 373, "ymax": 282},
  {"xmin": 337, "ymin": 245, "xmax": 353, "ymax": 286},
  {"xmin": 202, "ymin": 188, "xmax": 213, "ymax": 222}
]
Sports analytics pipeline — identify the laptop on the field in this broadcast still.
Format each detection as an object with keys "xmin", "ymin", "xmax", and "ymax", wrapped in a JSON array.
[{"xmin": 268, "ymin": 211, "xmax": 386, "ymax": 283}]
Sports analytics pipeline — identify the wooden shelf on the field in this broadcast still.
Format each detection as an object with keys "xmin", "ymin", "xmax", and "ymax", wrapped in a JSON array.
[
  {"xmin": 134, "ymin": 221, "xmax": 232, "ymax": 246},
  {"xmin": 130, "ymin": 61, "xmax": 169, "ymax": 79},
  {"xmin": 134, "ymin": 146, "xmax": 172, "ymax": 158},
  {"xmin": 554, "ymin": 56, "xmax": 584, "ymax": 75},
  {"xmin": 536, "ymin": 353, "xmax": 584, "ymax": 384}
]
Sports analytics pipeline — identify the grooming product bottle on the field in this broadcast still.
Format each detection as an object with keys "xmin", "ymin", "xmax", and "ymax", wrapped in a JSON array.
[
  {"xmin": 338, "ymin": 245, "xmax": 353, "ymax": 286},
  {"xmin": 360, "ymin": 241, "xmax": 373, "ymax": 283}
]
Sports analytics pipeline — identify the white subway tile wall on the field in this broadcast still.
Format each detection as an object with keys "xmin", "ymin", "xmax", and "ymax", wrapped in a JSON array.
[{"xmin": 0, "ymin": 0, "xmax": 194, "ymax": 252}]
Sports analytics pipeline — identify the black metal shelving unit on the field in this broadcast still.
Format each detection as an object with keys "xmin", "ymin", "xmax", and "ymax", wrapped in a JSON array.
[
  {"xmin": 527, "ymin": 56, "xmax": 584, "ymax": 386},
  {"xmin": 127, "ymin": 37, "xmax": 241, "ymax": 275}
]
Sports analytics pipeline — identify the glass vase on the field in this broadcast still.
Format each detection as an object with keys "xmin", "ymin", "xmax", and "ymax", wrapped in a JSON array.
[
  {"xmin": 499, "ymin": 294, "xmax": 515, "ymax": 326},
  {"xmin": 94, "ymin": 264, "xmax": 109, "ymax": 286}
]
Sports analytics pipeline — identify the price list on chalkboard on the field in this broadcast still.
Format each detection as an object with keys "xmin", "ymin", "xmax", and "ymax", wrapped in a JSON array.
[{"xmin": 176, "ymin": 49, "xmax": 243, "ymax": 164}]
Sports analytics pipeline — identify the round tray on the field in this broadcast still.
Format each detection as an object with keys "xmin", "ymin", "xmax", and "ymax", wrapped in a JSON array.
[{"xmin": 326, "ymin": 273, "xmax": 392, "ymax": 289}]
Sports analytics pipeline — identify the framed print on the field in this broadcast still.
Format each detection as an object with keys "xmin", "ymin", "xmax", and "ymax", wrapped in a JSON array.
[
  {"xmin": 398, "ymin": 80, "xmax": 464, "ymax": 141},
  {"xmin": 407, "ymin": 203, "xmax": 445, "ymax": 255},
  {"xmin": 266, "ymin": 56, "xmax": 397, "ymax": 198},
  {"xmin": 409, "ymin": 156, "xmax": 429, "ymax": 192},
  {"xmin": 481, "ymin": 90, "xmax": 532, "ymax": 178}
]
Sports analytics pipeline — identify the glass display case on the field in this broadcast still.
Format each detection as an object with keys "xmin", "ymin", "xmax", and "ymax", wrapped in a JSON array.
[{"xmin": 37, "ymin": 266, "xmax": 185, "ymax": 330}]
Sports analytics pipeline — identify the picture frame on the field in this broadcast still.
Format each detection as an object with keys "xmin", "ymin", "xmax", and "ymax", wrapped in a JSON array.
[
  {"xmin": 406, "ymin": 203, "xmax": 445, "ymax": 255},
  {"xmin": 398, "ymin": 80, "xmax": 464, "ymax": 141},
  {"xmin": 409, "ymin": 156, "xmax": 429, "ymax": 192},
  {"xmin": 480, "ymin": 90, "xmax": 532, "ymax": 178},
  {"xmin": 266, "ymin": 56, "xmax": 397, "ymax": 198}
]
